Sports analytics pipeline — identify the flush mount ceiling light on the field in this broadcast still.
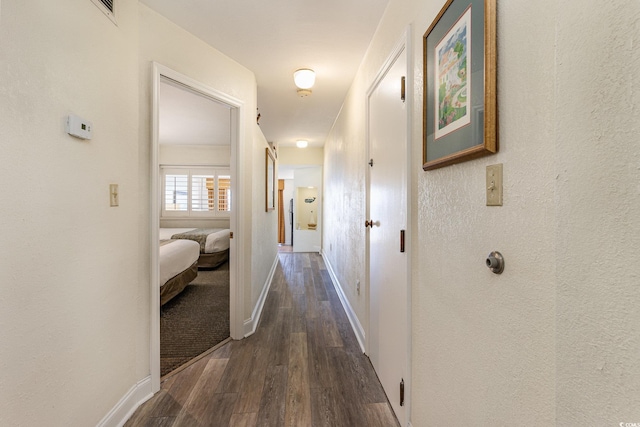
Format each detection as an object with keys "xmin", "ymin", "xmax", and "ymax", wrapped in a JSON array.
[
  {"xmin": 296, "ymin": 140, "xmax": 309, "ymax": 148},
  {"xmin": 293, "ymin": 68, "xmax": 315, "ymax": 97}
]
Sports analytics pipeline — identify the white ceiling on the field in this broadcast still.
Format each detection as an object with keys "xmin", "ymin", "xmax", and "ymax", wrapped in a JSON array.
[{"xmin": 142, "ymin": 0, "xmax": 390, "ymax": 148}]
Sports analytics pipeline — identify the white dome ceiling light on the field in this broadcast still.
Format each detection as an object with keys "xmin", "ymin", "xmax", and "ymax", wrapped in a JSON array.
[
  {"xmin": 293, "ymin": 68, "xmax": 315, "ymax": 97},
  {"xmin": 296, "ymin": 140, "xmax": 309, "ymax": 148}
]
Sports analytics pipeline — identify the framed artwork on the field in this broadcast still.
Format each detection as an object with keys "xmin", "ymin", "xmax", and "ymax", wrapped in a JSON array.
[
  {"xmin": 265, "ymin": 148, "xmax": 276, "ymax": 212},
  {"xmin": 423, "ymin": 0, "xmax": 497, "ymax": 171}
]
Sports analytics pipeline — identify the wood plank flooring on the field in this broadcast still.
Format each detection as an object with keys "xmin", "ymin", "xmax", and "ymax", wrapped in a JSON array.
[{"xmin": 126, "ymin": 252, "xmax": 399, "ymax": 427}]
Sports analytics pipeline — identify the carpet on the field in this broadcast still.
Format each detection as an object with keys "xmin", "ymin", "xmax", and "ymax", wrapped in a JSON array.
[{"xmin": 160, "ymin": 261, "xmax": 230, "ymax": 377}]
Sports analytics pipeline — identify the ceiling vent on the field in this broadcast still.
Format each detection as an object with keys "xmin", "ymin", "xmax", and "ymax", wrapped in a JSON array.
[{"xmin": 91, "ymin": 0, "xmax": 117, "ymax": 24}]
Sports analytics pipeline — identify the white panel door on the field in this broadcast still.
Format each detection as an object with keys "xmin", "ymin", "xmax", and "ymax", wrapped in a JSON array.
[{"xmin": 368, "ymin": 48, "xmax": 408, "ymax": 426}]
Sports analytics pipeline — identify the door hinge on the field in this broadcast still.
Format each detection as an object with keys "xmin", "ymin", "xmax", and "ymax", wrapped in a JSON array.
[
  {"xmin": 400, "ymin": 76, "xmax": 406, "ymax": 102},
  {"xmin": 400, "ymin": 229, "xmax": 405, "ymax": 253},
  {"xmin": 229, "ymin": 231, "xmax": 234, "ymax": 239},
  {"xmin": 400, "ymin": 378, "xmax": 405, "ymax": 406}
]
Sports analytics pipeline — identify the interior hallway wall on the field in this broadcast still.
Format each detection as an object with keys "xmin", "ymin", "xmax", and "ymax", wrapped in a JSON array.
[
  {"xmin": 322, "ymin": 0, "xmax": 640, "ymax": 425},
  {"xmin": 555, "ymin": 1, "xmax": 640, "ymax": 423},
  {"xmin": 0, "ymin": 0, "xmax": 141, "ymax": 425},
  {"xmin": 0, "ymin": 1, "xmax": 277, "ymax": 424}
]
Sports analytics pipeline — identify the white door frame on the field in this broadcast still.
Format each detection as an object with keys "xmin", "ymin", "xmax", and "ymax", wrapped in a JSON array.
[
  {"xmin": 365, "ymin": 28, "xmax": 413, "ymax": 425},
  {"xmin": 150, "ymin": 63, "xmax": 245, "ymax": 392}
]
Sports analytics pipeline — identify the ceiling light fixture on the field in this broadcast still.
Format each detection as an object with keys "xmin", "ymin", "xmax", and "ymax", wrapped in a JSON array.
[
  {"xmin": 296, "ymin": 140, "xmax": 309, "ymax": 148},
  {"xmin": 294, "ymin": 68, "xmax": 315, "ymax": 97}
]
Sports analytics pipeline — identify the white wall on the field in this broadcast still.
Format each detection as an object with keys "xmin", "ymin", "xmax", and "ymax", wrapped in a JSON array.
[
  {"xmin": 0, "ymin": 1, "xmax": 141, "ymax": 425},
  {"xmin": 555, "ymin": 1, "xmax": 640, "ymax": 424},
  {"xmin": 323, "ymin": 0, "xmax": 640, "ymax": 425},
  {"xmin": 0, "ymin": 2, "xmax": 277, "ymax": 424},
  {"xmin": 249, "ymin": 129, "xmax": 279, "ymax": 318},
  {"xmin": 278, "ymin": 146, "xmax": 324, "ymax": 165}
]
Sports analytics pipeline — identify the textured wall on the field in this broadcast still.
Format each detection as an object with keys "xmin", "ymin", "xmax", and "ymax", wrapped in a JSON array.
[
  {"xmin": 323, "ymin": 72, "xmax": 369, "ymax": 323},
  {"xmin": 0, "ymin": 0, "xmax": 140, "ymax": 425},
  {"xmin": 414, "ymin": 0, "xmax": 557, "ymax": 421},
  {"xmin": 324, "ymin": 0, "xmax": 640, "ymax": 425},
  {"xmin": 555, "ymin": 1, "xmax": 640, "ymax": 424}
]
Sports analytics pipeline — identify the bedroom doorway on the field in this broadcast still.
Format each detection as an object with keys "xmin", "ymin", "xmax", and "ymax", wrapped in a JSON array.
[{"xmin": 150, "ymin": 63, "xmax": 244, "ymax": 392}]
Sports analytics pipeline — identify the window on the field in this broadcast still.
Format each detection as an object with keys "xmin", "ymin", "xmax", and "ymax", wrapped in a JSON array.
[{"xmin": 162, "ymin": 166, "xmax": 231, "ymax": 217}]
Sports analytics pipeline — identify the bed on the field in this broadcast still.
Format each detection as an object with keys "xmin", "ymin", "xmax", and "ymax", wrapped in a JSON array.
[
  {"xmin": 159, "ymin": 239, "xmax": 200, "ymax": 305},
  {"xmin": 159, "ymin": 228, "xmax": 230, "ymax": 269}
]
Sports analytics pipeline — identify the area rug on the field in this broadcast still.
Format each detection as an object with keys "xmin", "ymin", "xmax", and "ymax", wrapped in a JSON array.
[{"xmin": 160, "ymin": 262, "xmax": 230, "ymax": 377}]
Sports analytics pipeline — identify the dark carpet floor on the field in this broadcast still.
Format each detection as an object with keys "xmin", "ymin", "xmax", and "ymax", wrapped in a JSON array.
[{"xmin": 160, "ymin": 261, "xmax": 230, "ymax": 377}]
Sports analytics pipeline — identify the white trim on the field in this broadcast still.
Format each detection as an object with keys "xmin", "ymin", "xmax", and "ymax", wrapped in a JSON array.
[
  {"xmin": 150, "ymin": 62, "xmax": 245, "ymax": 393},
  {"xmin": 321, "ymin": 251, "xmax": 366, "ymax": 353},
  {"xmin": 97, "ymin": 376, "xmax": 152, "ymax": 427},
  {"xmin": 150, "ymin": 64, "xmax": 161, "ymax": 393},
  {"xmin": 243, "ymin": 254, "xmax": 279, "ymax": 337},
  {"xmin": 404, "ymin": 24, "xmax": 414, "ymax": 427}
]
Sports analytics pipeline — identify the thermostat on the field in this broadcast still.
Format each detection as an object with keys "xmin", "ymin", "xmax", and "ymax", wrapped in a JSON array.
[{"xmin": 66, "ymin": 114, "xmax": 93, "ymax": 140}]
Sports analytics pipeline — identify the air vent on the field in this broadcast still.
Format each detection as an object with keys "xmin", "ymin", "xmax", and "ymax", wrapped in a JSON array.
[
  {"xmin": 91, "ymin": 0, "xmax": 117, "ymax": 25},
  {"xmin": 100, "ymin": 0, "xmax": 113, "ymax": 13}
]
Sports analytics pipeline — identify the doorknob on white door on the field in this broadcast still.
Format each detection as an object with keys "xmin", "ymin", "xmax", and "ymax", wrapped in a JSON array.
[{"xmin": 365, "ymin": 219, "xmax": 373, "ymax": 228}]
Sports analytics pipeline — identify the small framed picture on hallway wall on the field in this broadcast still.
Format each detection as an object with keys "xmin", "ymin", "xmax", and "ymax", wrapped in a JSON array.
[{"xmin": 423, "ymin": 0, "xmax": 497, "ymax": 171}]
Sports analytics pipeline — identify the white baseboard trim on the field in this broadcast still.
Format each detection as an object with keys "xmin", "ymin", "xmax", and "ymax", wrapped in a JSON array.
[
  {"xmin": 321, "ymin": 251, "xmax": 366, "ymax": 353},
  {"xmin": 97, "ymin": 376, "xmax": 153, "ymax": 427},
  {"xmin": 243, "ymin": 253, "xmax": 279, "ymax": 337}
]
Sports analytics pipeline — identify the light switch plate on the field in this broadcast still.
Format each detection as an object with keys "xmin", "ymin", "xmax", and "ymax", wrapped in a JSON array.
[
  {"xmin": 110, "ymin": 184, "xmax": 119, "ymax": 207},
  {"xmin": 486, "ymin": 164, "xmax": 503, "ymax": 206}
]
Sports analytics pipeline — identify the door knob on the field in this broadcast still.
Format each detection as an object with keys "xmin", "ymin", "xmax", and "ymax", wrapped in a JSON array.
[{"xmin": 365, "ymin": 219, "xmax": 373, "ymax": 228}]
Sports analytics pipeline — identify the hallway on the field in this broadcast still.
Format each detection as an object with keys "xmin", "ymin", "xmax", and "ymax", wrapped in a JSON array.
[{"xmin": 126, "ymin": 253, "xmax": 399, "ymax": 426}]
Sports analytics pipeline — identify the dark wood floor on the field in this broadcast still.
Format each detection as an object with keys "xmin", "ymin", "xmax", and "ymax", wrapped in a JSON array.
[{"xmin": 126, "ymin": 252, "xmax": 399, "ymax": 427}]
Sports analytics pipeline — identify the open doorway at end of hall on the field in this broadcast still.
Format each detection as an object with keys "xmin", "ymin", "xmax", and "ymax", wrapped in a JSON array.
[{"xmin": 277, "ymin": 165, "xmax": 322, "ymax": 253}]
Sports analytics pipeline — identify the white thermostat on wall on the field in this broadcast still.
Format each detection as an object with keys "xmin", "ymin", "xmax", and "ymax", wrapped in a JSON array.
[{"xmin": 66, "ymin": 114, "xmax": 93, "ymax": 140}]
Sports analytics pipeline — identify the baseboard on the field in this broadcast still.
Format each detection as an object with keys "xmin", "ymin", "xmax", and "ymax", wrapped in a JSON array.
[
  {"xmin": 97, "ymin": 376, "xmax": 153, "ymax": 427},
  {"xmin": 243, "ymin": 253, "xmax": 279, "ymax": 337},
  {"xmin": 321, "ymin": 251, "xmax": 366, "ymax": 353}
]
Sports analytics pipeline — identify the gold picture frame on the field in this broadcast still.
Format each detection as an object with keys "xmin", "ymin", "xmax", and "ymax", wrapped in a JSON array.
[{"xmin": 423, "ymin": 0, "xmax": 497, "ymax": 171}]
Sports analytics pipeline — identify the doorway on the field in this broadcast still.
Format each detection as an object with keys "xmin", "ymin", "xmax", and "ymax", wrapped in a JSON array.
[
  {"xmin": 277, "ymin": 164, "xmax": 322, "ymax": 253},
  {"xmin": 150, "ymin": 63, "xmax": 244, "ymax": 392},
  {"xmin": 366, "ymin": 36, "xmax": 411, "ymax": 425}
]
